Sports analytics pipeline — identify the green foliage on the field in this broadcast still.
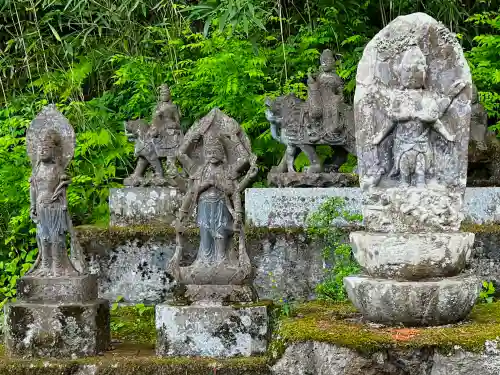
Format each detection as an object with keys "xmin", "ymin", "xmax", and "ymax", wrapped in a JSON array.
[
  {"xmin": 479, "ymin": 280, "xmax": 496, "ymax": 304},
  {"xmin": 110, "ymin": 296, "xmax": 156, "ymax": 344},
  {"xmin": 466, "ymin": 10, "xmax": 500, "ymax": 130},
  {"xmin": 306, "ymin": 197, "xmax": 362, "ymax": 301}
]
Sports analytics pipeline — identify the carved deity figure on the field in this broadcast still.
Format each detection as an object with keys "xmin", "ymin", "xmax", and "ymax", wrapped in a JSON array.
[
  {"xmin": 168, "ymin": 108, "xmax": 258, "ymax": 285},
  {"xmin": 370, "ymin": 46, "xmax": 464, "ymax": 187},
  {"xmin": 307, "ymin": 49, "xmax": 344, "ymax": 137},
  {"xmin": 26, "ymin": 105, "xmax": 86, "ymax": 277},
  {"xmin": 124, "ymin": 84, "xmax": 183, "ymax": 186}
]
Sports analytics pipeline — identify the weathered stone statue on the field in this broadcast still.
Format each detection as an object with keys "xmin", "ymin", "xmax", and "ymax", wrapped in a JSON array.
[
  {"xmin": 265, "ymin": 49, "xmax": 357, "ymax": 187},
  {"xmin": 344, "ymin": 13, "xmax": 479, "ymax": 326},
  {"xmin": 4, "ymin": 105, "xmax": 109, "ymax": 359},
  {"xmin": 468, "ymin": 84, "xmax": 500, "ymax": 185},
  {"xmin": 124, "ymin": 84, "xmax": 183, "ymax": 187},
  {"xmin": 156, "ymin": 108, "xmax": 268, "ymax": 358},
  {"xmin": 26, "ymin": 112, "xmax": 84, "ymax": 276}
]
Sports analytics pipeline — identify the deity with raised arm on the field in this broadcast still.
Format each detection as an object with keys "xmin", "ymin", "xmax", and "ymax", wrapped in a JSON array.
[{"xmin": 371, "ymin": 46, "xmax": 465, "ymax": 187}]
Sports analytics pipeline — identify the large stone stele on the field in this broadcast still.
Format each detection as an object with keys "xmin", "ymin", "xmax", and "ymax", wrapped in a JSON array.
[{"xmin": 344, "ymin": 12, "xmax": 480, "ymax": 326}]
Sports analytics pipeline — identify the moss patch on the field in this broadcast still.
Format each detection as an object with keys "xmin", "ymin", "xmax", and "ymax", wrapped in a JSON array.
[
  {"xmin": 0, "ymin": 344, "xmax": 270, "ymax": 375},
  {"xmin": 275, "ymin": 301, "xmax": 500, "ymax": 354},
  {"xmin": 461, "ymin": 222, "xmax": 500, "ymax": 234},
  {"xmin": 110, "ymin": 305, "xmax": 156, "ymax": 345}
]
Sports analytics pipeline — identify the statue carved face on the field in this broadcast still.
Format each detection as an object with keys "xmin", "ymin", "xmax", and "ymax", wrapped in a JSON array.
[
  {"xmin": 320, "ymin": 50, "xmax": 335, "ymax": 72},
  {"xmin": 204, "ymin": 138, "xmax": 225, "ymax": 165},
  {"xmin": 160, "ymin": 85, "xmax": 171, "ymax": 102},
  {"xmin": 400, "ymin": 47, "xmax": 427, "ymax": 89},
  {"xmin": 39, "ymin": 129, "xmax": 61, "ymax": 162}
]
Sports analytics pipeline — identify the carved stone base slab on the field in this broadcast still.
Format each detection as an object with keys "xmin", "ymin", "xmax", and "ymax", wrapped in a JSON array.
[
  {"xmin": 344, "ymin": 275, "xmax": 480, "ymax": 326},
  {"xmin": 351, "ymin": 232, "xmax": 475, "ymax": 280},
  {"xmin": 267, "ymin": 172, "xmax": 358, "ymax": 188},
  {"xmin": 17, "ymin": 274, "xmax": 98, "ymax": 303},
  {"xmin": 363, "ymin": 187, "xmax": 464, "ymax": 233},
  {"xmin": 109, "ymin": 187, "xmax": 183, "ymax": 227},
  {"xmin": 156, "ymin": 303, "xmax": 268, "ymax": 357},
  {"xmin": 4, "ymin": 299, "xmax": 110, "ymax": 358},
  {"xmin": 175, "ymin": 284, "xmax": 255, "ymax": 303}
]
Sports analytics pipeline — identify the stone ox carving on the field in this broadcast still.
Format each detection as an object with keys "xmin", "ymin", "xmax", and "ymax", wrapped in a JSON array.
[
  {"xmin": 265, "ymin": 49, "xmax": 357, "ymax": 187},
  {"xmin": 344, "ymin": 13, "xmax": 480, "ymax": 327},
  {"xmin": 124, "ymin": 84, "xmax": 183, "ymax": 187}
]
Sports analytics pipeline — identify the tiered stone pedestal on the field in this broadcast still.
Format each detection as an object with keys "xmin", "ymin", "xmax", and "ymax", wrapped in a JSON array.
[
  {"xmin": 344, "ymin": 187, "xmax": 481, "ymax": 326},
  {"xmin": 4, "ymin": 274, "xmax": 110, "ymax": 358},
  {"xmin": 156, "ymin": 285, "xmax": 269, "ymax": 357}
]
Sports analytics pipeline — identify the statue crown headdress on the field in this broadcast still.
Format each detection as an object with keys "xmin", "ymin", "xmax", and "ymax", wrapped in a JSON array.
[{"xmin": 320, "ymin": 49, "xmax": 334, "ymax": 64}]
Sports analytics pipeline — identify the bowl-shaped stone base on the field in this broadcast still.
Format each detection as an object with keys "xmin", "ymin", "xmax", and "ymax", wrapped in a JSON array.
[{"xmin": 344, "ymin": 275, "xmax": 480, "ymax": 326}]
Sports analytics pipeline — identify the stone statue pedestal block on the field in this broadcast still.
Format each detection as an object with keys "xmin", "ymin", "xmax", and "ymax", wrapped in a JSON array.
[
  {"xmin": 17, "ymin": 275, "xmax": 98, "ymax": 303},
  {"xmin": 180, "ymin": 285, "xmax": 255, "ymax": 303},
  {"xmin": 4, "ymin": 299, "xmax": 110, "ymax": 359},
  {"xmin": 351, "ymin": 232, "xmax": 475, "ymax": 280},
  {"xmin": 344, "ymin": 275, "xmax": 479, "ymax": 326},
  {"xmin": 155, "ymin": 303, "xmax": 268, "ymax": 358},
  {"xmin": 267, "ymin": 172, "xmax": 358, "ymax": 188},
  {"xmin": 109, "ymin": 187, "xmax": 183, "ymax": 227}
]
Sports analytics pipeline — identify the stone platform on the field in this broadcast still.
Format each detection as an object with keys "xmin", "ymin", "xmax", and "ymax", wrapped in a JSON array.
[
  {"xmin": 267, "ymin": 172, "xmax": 358, "ymax": 188},
  {"xmin": 156, "ymin": 303, "xmax": 269, "ymax": 357},
  {"xmin": 245, "ymin": 187, "xmax": 500, "ymax": 228},
  {"xmin": 4, "ymin": 299, "xmax": 110, "ymax": 358},
  {"xmin": 109, "ymin": 187, "xmax": 183, "ymax": 226},
  {"xmin": 17, "ymin": 274, "xmax": 98, "ymax": 303}
]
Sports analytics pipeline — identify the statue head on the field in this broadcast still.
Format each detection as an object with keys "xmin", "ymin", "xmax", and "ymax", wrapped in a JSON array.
[
  {"xmin": 320, "ymin": 49, "xmax": 335, "ymax": 72},
  {"xmin": 400, "ymin": 46, "xmax": 427, "ymax": 89},
  {"xmin": 39, "ymin": 128, "xmax": 62, "ymax": 163},
  {"xmin": 204, "ymin": 135, "xmax": 225, "ymax": 165},
  {"xmin": 159, "ymin": 84, "xmax": 171, "ymax": 102}
]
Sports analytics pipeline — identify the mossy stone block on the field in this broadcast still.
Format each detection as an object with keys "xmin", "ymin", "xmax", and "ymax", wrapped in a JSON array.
[
  {"xmin": 156, "ymin": 303, "xmax": 269, "ymax": 357},
  {"xmin": 4, "ymin": 299, "xmax": 110, "ymax": 359}
]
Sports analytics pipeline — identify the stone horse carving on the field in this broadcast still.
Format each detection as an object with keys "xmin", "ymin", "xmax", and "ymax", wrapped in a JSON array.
[
  {"xmin": 265, "ymin": 50, "xmax": 356, "ymax": 176},
  {"xmin": 124, "ymin": 84, "xmax": 183, "ymax": 187}
]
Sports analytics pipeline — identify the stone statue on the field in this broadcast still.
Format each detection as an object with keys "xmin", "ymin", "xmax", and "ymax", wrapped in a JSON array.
[
  {"xmin": 264, "ymin": 49, "xmax": 357, "ymax": 187},
  {"xmin": 124, "ymin": 84, "xmax": 183, "ymax": 187},
  {"xmin": 468, "ymin": 84, "xmax": 500, "ymax": 185},
  {"xmin": 344, "ymin": 13, "xmax": 479, "ymax": 327},
  {"xmin": 25, "ymin": 105, "xmax": 86, "ymax": 277},
  {"xmin": 168, "ymin": 108, "xmax": 258, "ymax": 290},
  {"xmin": 369, "ymin": 46, "xmax": 463, "ymax": 188}
]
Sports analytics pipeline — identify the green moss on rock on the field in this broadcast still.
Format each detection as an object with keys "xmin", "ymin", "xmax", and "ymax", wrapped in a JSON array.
[
  {"xmin": 0, "ymin": 344, "xmax": 270, "ymax": 375},
  {"xmin": 111, "ymin": 306, "xmax": 156, "ymax": 345},
  {"xmin": 274, "ymin": 301, "xmax": 500, "ymax": 354}
]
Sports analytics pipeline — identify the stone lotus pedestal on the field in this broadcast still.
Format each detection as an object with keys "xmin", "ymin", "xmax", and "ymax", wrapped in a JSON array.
[{"xmin": 4, "ymin": 274, "xmax": 110, "ymax": 358}]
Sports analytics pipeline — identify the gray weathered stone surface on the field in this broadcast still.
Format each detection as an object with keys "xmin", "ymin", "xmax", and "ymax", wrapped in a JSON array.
[
  {"xmin": 156, "ymin": 304, "xmax": 268, "ymax": 357},
  {"xmin": 271, "ymin": 342, "xmax": 500, "ymax": 375},
  {"xmin": 245, "ymin": 187, "xmax": 500, "ymax": 228},
  {"xmin": 17, "ymin": 275, "xmax": 98, "ymax": 303},
  {"xmin": 344, "ymin": 275, "xmax": 480, "ymax": 326},
  {"xmin": 267, "ymin": 172, "xmax": 358, "ymax": 188},
  {"xmin": 351, "ymin": 231, "xmax": 474, "ymax": 280},
  {"xmin": 109, "ymin": 187, "xmax": 183, "ymax": 226},
  {"xmin": 4, "ymin": 300, "xmax": 110, "ymax": 359},
  {"xmin": 77, "ymin": 227, "xmax": 323, "ymax": 304}
]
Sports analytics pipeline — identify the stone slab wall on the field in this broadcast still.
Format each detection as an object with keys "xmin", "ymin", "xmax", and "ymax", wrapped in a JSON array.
[
  {"xmin": 76, "ymin": 227, "xmax": 324, "ymax": 304},
  {"xmin": 76, "ymin": 225, "xmax": 500, "ymax": 305},
  {"xmin": 245, "ymin": 187, "xmax": 500, "ymax": 228}
]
